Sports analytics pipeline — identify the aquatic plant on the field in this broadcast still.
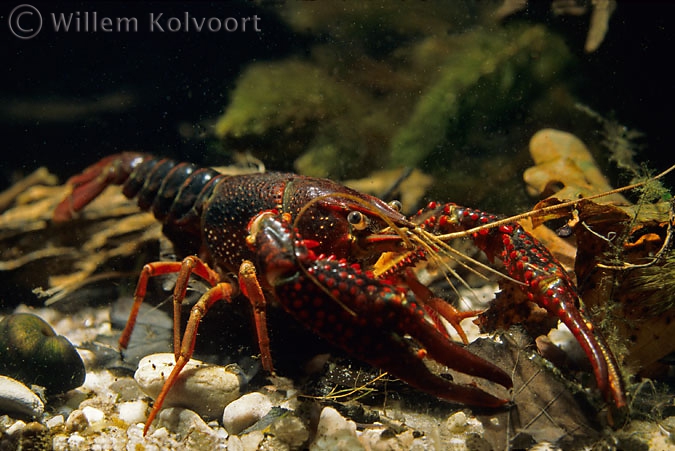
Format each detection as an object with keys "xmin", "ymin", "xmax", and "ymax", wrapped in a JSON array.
[
  {"xmin": 389, "ymin": 25, "xmax": 572, "ymax": 169},
  {"xmin": 214, "ymin": 60, "xmax": 391, "ymax": 178}
]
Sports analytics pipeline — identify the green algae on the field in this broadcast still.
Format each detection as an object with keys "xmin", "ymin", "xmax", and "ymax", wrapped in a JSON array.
[
  {"xmin": 215, "ymin": 60, "xmax": 360, "ymax": 139},
  {"xmin": 388, "ymin": 24, "xmax": 573, "ymax": 169},
  {"xmin": 214, "ymin": 60, "xmax": 392, "ymax": 178}
]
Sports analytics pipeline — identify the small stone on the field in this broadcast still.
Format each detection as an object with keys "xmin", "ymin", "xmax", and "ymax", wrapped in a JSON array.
[
  {"xmin": 66, "ymin": 432, "xmax": 86, "ymax": 449},
  {"xmin": 109, "ymin": 378, "xmax": 145, "ymax": 402},
  {"xmin": 359, "ymin": 427, "xmax": 416, "ymax": 450},
  {"xmin": 227, "ymin": 434, "xmax": 245, "ymax": 451},
  {"xmin": 440, "ymin": 410, "xmax": 485, "ymax": 448},
  {"xmin": 156, "ymin": 407, "xmax": 226, "ymax": 448},
  {"xmin": 53, "ymin": 405, "xmax": 75, "ymax": 421},
  {"xmin": 0, "ymin": 313, "xmax": 85, "ymax": 394},
  {"xmin": 446, "ymin": 411, "xmax": 468, "ymax": 433},
  {"xmin": 46, "ymin": 414, "xmax": 65, "ymax": 429},
  {"xmin": 156, "ymin": 407, "xmax": 210, "ymax": 434},
  {"xmin": 81, "ymin": 406, "xmax": 104, "ymax": 424},
  {"xmin": 65, "ymin": 409, "xmax": 89, "ymax": 433},
  {"xmin": 221, "ymin": 392, "xmax": 273, "ymax": 435},
  {"xmin": 117, "ymin": 400, "xmax": 148, "ymax": 425},
  {"xmin": 52, "ymin": 434, "xmax": 69, "ymax": 451},
  {"xmin": 135, "ymin": 353, "xmax": 243, "ymax": 420},
  {"xmin": 270, "ymin": 414, "xmax": 310, "ymax": 449},
  {"xmin": 17, "ymin": 421, "xmax": 50, "ymax": 449},
  {"xmin": 147, "ymin": 424, "xmax": 171, "ymax": 440},
  {"xmin": 310, "ymin": 406, "xmax": 364, "ymax": 451},
  {"xmin": 6, "ymin": 420, "xmax": 26, "ymax": 435},
  {"xmin": 445, "ymin": 410, "xmax": 482, "ymax": 435},
  {"xmin": 0, "ymin": 375, "xmax": 45, "ymax": 419},
  {"xmin": 240, "ymin": 430, "xmax": 265, "ymax": 451}
]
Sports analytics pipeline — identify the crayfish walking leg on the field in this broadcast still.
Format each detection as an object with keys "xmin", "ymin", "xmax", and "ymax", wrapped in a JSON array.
[
  {"xmin": 117, "ymin": 256, "xmax": 276, "ymax": 435},
  {"xmin": 115, "ymin": 256, "xmax": 230, "ymax": 435}
]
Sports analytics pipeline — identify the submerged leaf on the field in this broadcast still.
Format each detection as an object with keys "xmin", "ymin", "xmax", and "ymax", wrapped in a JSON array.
[{"xmin": 468, "ymin": 330, "xmax": 600, "ymax": 449}]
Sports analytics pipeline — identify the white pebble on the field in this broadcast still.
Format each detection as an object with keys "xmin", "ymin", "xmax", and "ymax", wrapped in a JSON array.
[
  {"xmin": 81, "ymin": 406, "xmax": 104, "ymax": 424},
  {"xmin": 227, "ymin": 434, "xmax": 245, "ymax": 451},
  {"xmin": 240, "ymin": 430, "xmax": 265, "ymax": 451},
  {"xmin": 446, "ymin": 411, "xmax": 468, "ymax": 433},
  {"xmin": 0, "ymin": 375, "xmax": 45, "ymax": 419},
  {"xmin": 46, "ymin": 414, "xmax": 65, "ymax": 429},
  {"xmin": 270, "ymin": 415, "xmax": 310, "ymax": 448},
  {"xmin": 65, "ymin": 409, "xmax": 89, "ymax": 433},
  {"xmin": 156, "ymin": 407, "xmax": 227, "ymax": 448},
  {"xmin": 135, "ymin": 353, "xmax": 242, "ymax": 420},
  {"xmin": 82, "ymin": 370, "xmax": 117, "ymax": 394},
  {"xmin": 310, "ymin": 407, "xmax": 364, "ymax": 451},
  {"xmin": 445, "ymin": 410, "xmax": 483, "ymax": 435},
  {"xmin": 6, "ymin": 420, "xmax": 26, "ymax": 435},
  {"xmin": 221, "ymin": 392, "xmax": 273, "ymax": 435},
  {"xmin": 156, "ymin": 407, "xmax": 212, "ymax": 435},
  {"xmin": 67, "ymin": 433, "xmax": 86, "ymax": 450},
  {"xmin": 52, "ymin": 434, "xmax": 69, "ymax": 451},
  {"xmin": 117, "ymin": 400, "xmax": 148, "ymax": 424}
]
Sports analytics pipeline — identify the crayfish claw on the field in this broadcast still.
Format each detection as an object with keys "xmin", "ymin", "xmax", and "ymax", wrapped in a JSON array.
[{"xmin": 366, "ymin": 332, "xmax": 510, "ymax": 408}]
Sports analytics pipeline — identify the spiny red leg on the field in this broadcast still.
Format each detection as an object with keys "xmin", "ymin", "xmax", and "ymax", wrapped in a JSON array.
[
  {"xmin": 168, "ymin": 257, "xmax": 221, "ymax": 359},
  {"xmin": 118, "ymin": 257, "xmax": 220, "ymax": 353},
  {"xmin": 143, "ymin": 282, "xmax": 235, "ymax": 436},
  {"xmin": 238, "ymin": 260, "xmax": 274, "ymax": 373},
  {"xmin": 119, "ymin": 261, "xmax": 182, "ymax": 350}
]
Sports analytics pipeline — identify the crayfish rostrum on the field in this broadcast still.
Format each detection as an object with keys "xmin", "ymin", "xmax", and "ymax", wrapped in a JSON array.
[{"xmin": 53, "ymin": 152, "xmax": 626, "ymax": 434}]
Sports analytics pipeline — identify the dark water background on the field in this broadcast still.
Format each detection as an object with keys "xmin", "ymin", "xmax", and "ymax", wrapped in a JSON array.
[{"xmin": 1, "ymin": 1, "xmax": 673, "ymax": 193}]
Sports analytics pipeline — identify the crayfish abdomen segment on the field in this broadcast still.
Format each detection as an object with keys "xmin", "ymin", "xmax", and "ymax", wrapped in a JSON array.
[{"xmin": 53, "ymin": 153, "xmax": 224, "ymax": 258}]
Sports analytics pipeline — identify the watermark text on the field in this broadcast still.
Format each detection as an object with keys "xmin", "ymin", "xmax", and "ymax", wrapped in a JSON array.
[{"xmin": 8, "ymin": 4, "xmax": 262, "ymax": 39}]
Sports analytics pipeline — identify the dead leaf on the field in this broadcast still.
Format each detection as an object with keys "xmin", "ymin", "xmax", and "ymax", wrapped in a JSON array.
[
  {"xmin": 344, "ymin": 168, "xmax": 433, "ymax": 212},
  {"xmin": 572, "ymin": 200, "xmax": 675, "ymax": 374},
  {"xmin": 468, "ymin": 329, "xmax": 600, "ymax": 449},
  {"xmin": 524, "ymin": 128, "xmax": 630, "ymax": 206},
  {"xmin": 0, "ymin": 162, "xmax": 262, "ymax": 308}
]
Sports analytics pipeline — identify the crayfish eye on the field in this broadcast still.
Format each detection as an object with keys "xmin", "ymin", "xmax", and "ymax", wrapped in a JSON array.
[
  {"xmin": 347, "ymin": 210, "xmax": 367, "ymax": 230},
  {"xmin": 388, "ymin": 200, "xmax": 403, "ymax": 212}
]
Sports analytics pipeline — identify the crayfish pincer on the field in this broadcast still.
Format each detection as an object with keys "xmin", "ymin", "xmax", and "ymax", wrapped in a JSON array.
[{"xmin": 53, "ymin": 152, "xmax": 625, "ymax": 434}]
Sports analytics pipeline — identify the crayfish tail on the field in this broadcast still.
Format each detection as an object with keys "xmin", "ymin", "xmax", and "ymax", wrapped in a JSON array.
[
  {"xmin": 53, "ymin": 152, "xmax": 148, "ymax": 222},
  {"xmin": 53, "ymin": 153, "xmax": 223, "ymax": 259}
]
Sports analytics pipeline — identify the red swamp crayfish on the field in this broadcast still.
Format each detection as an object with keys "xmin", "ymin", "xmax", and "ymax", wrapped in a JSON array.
[{"xmin": 53, "ymin": 152, "xmax": 626, "ymax": 434}]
